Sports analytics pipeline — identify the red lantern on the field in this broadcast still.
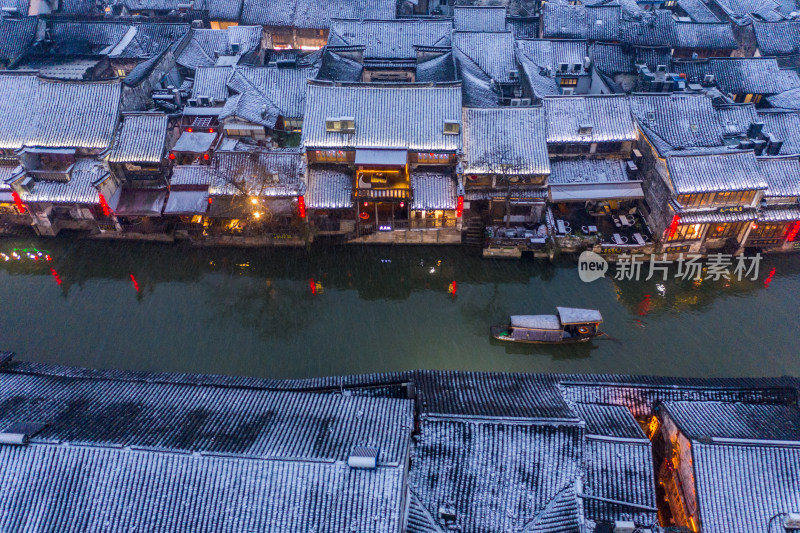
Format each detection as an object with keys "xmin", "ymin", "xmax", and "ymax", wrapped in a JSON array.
[
  {"xmin": 456, "ymin": 195, "xmax": 464, "ymax": 218},
  {"xmin": 667, "ymin": 214, "xmax": 680, "ymax": 239},
  {"xmin": 209, "ymin": 128, "xmax": 214, "ymax": 133},
  {"xmin": 98, "ymin": 192, "xmax": 111, "ymax": 217},
  {"xmin": 11, "ymin": 190, "xmax": 25, "ymax": 213},
  {"xmin": 297, "ymin": 195, "xmax": 306, "ymax": 219},
  {"xmin": 187, "ymin": 127, "xmax": 193, "ymax": 133},
  {"xmin": 169, "ymin": 153, "xmax": 175, "ymax": 160},
  {"xmin": 203, "ymin": 153, "xmax": 210, "ymax": 161},
  {"xmin": 208, "ymin": 197, "xmax": 213, "ymax": 205},
  {"xmin": 785, "ymin": 221, "xmax": 800, "ymax": 242}
]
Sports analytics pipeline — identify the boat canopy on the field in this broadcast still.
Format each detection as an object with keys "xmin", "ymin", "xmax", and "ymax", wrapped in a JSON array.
[
  {"xmin": 510, "ymin": 315, "xmax": 562, "ymax": 330},
  {"xmin": 557, "ymin": 307, "xmax": 603, "ymax": 325}
]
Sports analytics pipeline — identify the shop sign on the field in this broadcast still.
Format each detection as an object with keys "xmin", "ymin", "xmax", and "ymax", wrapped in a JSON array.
[
  {"xmin": 717, "ymin": 205, "xmax": 744, "ymax": 214},
  {"xmin": 747, "ymin": 238, "xmax": 782, "ymax": 246},
  {"xmin": 665, "ymin": 245, "xmax": 691, "ymax": 253}
]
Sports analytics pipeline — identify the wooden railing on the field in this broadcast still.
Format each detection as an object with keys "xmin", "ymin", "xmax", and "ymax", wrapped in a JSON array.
[{"xmin": 353, "ymin": 188, "xmax": 412, "ymax": 200}]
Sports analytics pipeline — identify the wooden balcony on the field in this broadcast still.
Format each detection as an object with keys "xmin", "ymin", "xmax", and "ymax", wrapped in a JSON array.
[{"xmin": 353, "ymin": 187, "xmax": 412, "ymax": 201}]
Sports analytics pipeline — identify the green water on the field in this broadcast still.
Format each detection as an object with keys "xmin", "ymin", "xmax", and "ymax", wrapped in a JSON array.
[{"xmin": 0, "ymin": 235, "xmax": 798, "ymax": 379}]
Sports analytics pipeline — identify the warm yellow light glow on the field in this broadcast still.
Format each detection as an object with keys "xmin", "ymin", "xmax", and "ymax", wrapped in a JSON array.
[
  {"xmin": 250, "ymin": 198, "xmax": 258, "ymax": 205},
  {"xmin": 254, "ymin": 212, "xmax": 261, "ymax": 219}
]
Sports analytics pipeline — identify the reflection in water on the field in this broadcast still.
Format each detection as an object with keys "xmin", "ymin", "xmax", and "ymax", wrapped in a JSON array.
[{"xmin": 1, "ymin": 234, "xmax": 799, "ymax": 379}]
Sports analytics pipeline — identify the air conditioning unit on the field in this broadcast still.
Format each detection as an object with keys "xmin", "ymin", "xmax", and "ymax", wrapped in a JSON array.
[
  {"xmin": 579, "ymin": 123, "xmax": 593, "ymax": 135},
  {"xmin": 656, "ymin": 64, "xmax": 667, "ymax": 73},
  {"xmin": 561, "ymin": 87, "xmax": 574, "ymax": 95},
  {"xmin": 230, "ymin": 42, "xmax": 240, "ymax": 54},
  {"xmin": 509, "ymin": 98, "xmax": 531, "ymax": 107},
  {"xmin": 572, "ymin": 63, "xmax": 582, "ymax": 72},
  {"xmin": 558, "ymin": 62, "xmax": 569, "ymax": 72},
  {"xmin": 197, "ymin": 95, "xmax": 211, "ymax": 106},
  {"xmin": 703, "ymin": 74, "xmax": 715, "ymax": 85},
  {"xmin": 187, "ymin": 98, "xmax": 198, "ymax": 107},
  {"xmin": 509, "ymin": 69, "xmax": 519, "ymax": 80}
]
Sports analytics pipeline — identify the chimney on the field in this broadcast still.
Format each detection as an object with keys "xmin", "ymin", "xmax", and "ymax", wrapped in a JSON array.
[{"xmin": 747, "ymin": 122, "xmax": 764, "ymax": 138}]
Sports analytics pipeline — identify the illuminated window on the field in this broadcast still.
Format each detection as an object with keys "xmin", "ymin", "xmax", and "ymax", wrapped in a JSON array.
[
  {"xmin": 315, "ymin": 150, "xmax": 348, "ymax": 163},
  {"xmin": 750, "ymin": 222, "xmax": 789, "ymax": 238},
  {"xmin": 668, "ymin": 223, "xmax": 704, "ymax": 242},
  {"xmin": 708, "ymin": 222, "xmax": 745, "ymax": 239},
  {"xmin": 116, "ymin": 69, "xmax": 126, "ymax": 77},
  {"xmin": 559, "ymin": 77, "xmax": 578, "ymax": 86},
  {"xmin": 418, "ymin": 152, "xmax": 450, "ymax": 164}
]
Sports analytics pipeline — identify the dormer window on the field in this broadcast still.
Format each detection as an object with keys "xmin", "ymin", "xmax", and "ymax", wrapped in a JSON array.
[
  {"xmin": 443, "ymin": 120, "xmax": 460, "ymax": 135},
  {"xmin": 325, "ymin": 116, "xmax": 355, "ymax": 133},
  {"xmin": 579, "ymin": 123, "xmax": 593, "ymax": 135}
]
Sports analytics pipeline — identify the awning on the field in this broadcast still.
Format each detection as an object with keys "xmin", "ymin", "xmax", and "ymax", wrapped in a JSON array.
[
  {"xmin": 410, "ymin": 171, "xmax": 456, "ymax": 210},
  {"xmin": 172, "ymin": 132, "xmax": 216, "ymax": 153},
  {"xmin": 355, "ymin": 149, "xmax": 407, "ymax": 166},
  {"xmin": 550, "ymin": 182, "xmax": 644, "ymax": 203},
  {"xmin": 164, "ymin": 190, "xmax": 209, "ymax": 215},
  {"xmin": 0, "ymin": 191, "xmax": 13, "ymax": 203},
  {"xmin": 113, "ymin": 188, "xmax": 167, "ymax": 216},
  {"xmin": 223, "ymin": 122, "xmax": 264, "ymax": 132}
]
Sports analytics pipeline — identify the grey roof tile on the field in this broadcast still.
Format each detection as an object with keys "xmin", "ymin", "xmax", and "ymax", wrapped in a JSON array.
[
  {"xmin": 328, "ymin": 19, "xmax": 451, "ymax": 60},
  {"xmin": 754, "ymin": 20, "xmax": 800, "ymax": 55},
  {"xmin": 19, "ymin": 158, "xmax": 109, "ymax": 205},
  {"xmin": 663, "ymin": 400, "xmax": 800, "ymax": 441},
  {"xmin": 0, "ymin": 16, "xmax": 37, "ymax": 61},
  {"xmin": 573, "ymin": 403, "xmax": 646, "ymax": 438},
  {"xmin": 109, "ymin": 113, "xmax": 168, "ymax": 164},
  {"xmin": 410, "ymin": 168, "xmax": 457, "ymax": 210},
  {"xmin": 453, "ymin": 5, "xmax": 508, "ymax": 32},
  {"xmin": 545, "ymin": 95, "xmax": 636, "ymax": 144},
  {"xmin": 463, "ymin": 107, "xmax": 550, "ymax": 175},
  {"xmin": 672, "ymin": 57, "xmax": 800, "ymax": 95},
  {"xmin": 305, "ymin": 164, "xmax": 352, "ymax": 209},
  {"xmin": 666, "ymin": 151, "xmax": 767, "ymax": 194},
  {"xmin": 302, "ymin": 83, "xmax": 462, "ymax": 151},
  {"xmin": 757, "ymin": 156, "xmax": 800, "ymax": 197},
  {"xmin": 177, "ymin": 26, "xmax": 262, "ymax": 70},
  {"xmin": 209, "ymin": 149, "xmax": 304, "ymax": 197},
  {"xmin": 676, "ymin": 0, "xmax": 721, "ymax": 22},
  {"xmin": 758, "ymin": 109, "xmax": 800, "ymax": 155}
]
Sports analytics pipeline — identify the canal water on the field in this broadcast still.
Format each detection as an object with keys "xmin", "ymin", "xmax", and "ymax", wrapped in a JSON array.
[{"xmin": 1, "ymin": 235, "xmax": 798, "ymax": 379}]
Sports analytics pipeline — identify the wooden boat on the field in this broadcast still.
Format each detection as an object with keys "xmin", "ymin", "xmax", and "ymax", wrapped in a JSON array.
[{"xmin": 491, "ymin": 307, "xmax": 603, "ymax": 344}]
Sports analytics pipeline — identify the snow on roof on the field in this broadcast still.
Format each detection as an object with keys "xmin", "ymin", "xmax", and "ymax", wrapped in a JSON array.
[
  {"xmin": 692, "ymin": 442, "xmax": 800, "ymax": 533},
  {"xmin": 192, "ymin": 66, "xmax": 233, "ymax": 102},
  {"xmin": 676, "ymin": 0, "xmax": 721, "ymax": 22},
  {"xmin": 663, "ymin": 401, "xmax": 800, "ymax": 442},
  {"xmin": 109, "ymin": 113, "xmax": 168, "ymax": 164},
  {"xmin": 408, "ymin": 419, "xmax": 582, "ymax": 532},
  {"xmin": 0, "ymin": 74, "xmax": 121, "ymax": 151},
  {"xmin": 305, "ymin": 164, "xmax": 352, "ymax": 209},
  {"xmin": 328, "ymin": 19, "xmax": 451, "ymax": 60},
  {"xmin": 177, "ymin": 26, "xmax": 262, "ymax": 70},
  {"xmin": 172, "ymin": 131, "xmax": 216, "ymax": 152},
  {"xmin": 302, "ymin": 82, "xmax": 462, "ymax": 151},
  {"xmin": 511, "ymin": 314, "xmax": 563, "ymax": 330},
  {"xmin": 667, "ymin": 151, "xmax": 767, "ymax": 194},
  {"xmin": 516, "ymin": 39, "xmax": 590, "ymax": 79},
  {"xmin": 242, "ymin": 0, "xmax": 396, "ymax": 28},
  {"xmin": 0, "ymin": 16, "xmax": 37, "ymax": 61},
  {"xmin": 452, "ymin": 31, "xmax": 516, "ymax": 84},
  {"xmin": 463, "ymin": 107, "xmax": 550, "ymax": 176},
  {"xmin": 754, "ymin": 20, "xmax": 800, "ymax": 55},
  {"xmin": 453, "ymin": 5, "xmax": 508, "ymax": 32},
  {"xmin": 18, "ymin": 158, "xmax": 109, "ymax": 205},
  {"xmin": 573, "ymin": 403, "xmax": 646, "ymax": 439},
  {"xmin": 0, "ymin": 369, "xmax": 413, "ymax": 464},
  {"xmin": 0, "ymin": 443, "xmax": 407, "ymax": 533},
  {"xmin": 545, "ymin": 95, "xmax": 635, "ymax": 144},
  {"xmin": 541, "ymin": 4, "xmax": 621, "ymax": 41},
  {"xmin": 557, "ymin": 307, "xmax": 603, "ymax": 324},
  {"xmin": 672, "ymin": 57, "xmax": 800, "ymax": 95},
  {"xmin": 208, "ymin": 149, "xmax": 304, "ymax": 197},
  {"xmin": 673, "ymin": 21, "xmax": 737, "ymax": 50},
  {"xmin": 591, "ymin": 42, "xmax": 671, "ymax": 75},
  {"xmin": 410, "ymin": 168, "xmax": 457, "ymax": 211},
  {"xmin": 757, "ymin": 156, "xmax": 800, "ymax": 198},
  {"xmin": 759, "ymin": 109, "xmax": 800, "ymax": 156},
  {"xmin": 549, "ymin": 158, "xmax": 629, "ymax": 185},
  {"xmin": 169, "ymin": 165, "xmax": 215, "ymax": 187}
]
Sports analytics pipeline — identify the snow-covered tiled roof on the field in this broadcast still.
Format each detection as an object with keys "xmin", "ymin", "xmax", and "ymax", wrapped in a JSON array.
[
  {"xmin": 516, "ymin": 39, "xmax": 590, "ymax": 79},
  {"xmin": 582, "ymin": 438, "xmax": 657, "ymax": 524},
  {"xmin": 220, "ymin": 66, "xmax": 317, "ymax": 128},
  {"xmin": 544, "ymin": 95, "xmax": 635, "ymax": 144},
  {"xmin": 673, "ymin": 21, "xmax": 737, "ymax": 50},
  {"xmin": 109, "ymin": 113, "xmax": 168, "ymax": 164},
  {"xmin": 663, "ymin": 400, "xmax": 800, "ymax": 442},
  {"xmin": 672, "ymin": 57, "xmax": 800, "ymax": 96},
  {"xmin": 463, "ymin": 107, "xmax": 550, "ymax": 176},
  {"xmin": 192, "ymin": 66, "xmax": 233, "ymax": 102},
  {"xmin": 49, "ymin": 21, "xmax": 131, "ymax": 55},
  {"xmin": 453, "ymin": 5, "xmax": 508, "ymax": 32},
  {"xmin": 18, "ymin": 158, "xmax": 109, "ymax": 204},
  {"xmin": 328, "ymin": 19, "xmax": 451, "ymax": 60},
  {"xmin": 591, "ymin": 42, "xmax": 671, "ymax": 75},
  {"xmin": 666, "ymin": 151, "xmax": 768, "ymax": 195},
  {"xmin": 410, "ymin": 168, "xmax": 457, "ymax": 210},
  {"xmin": 757, "ymin": 155, "xmax": 800, "ymax": 198},
  {"xmin": 574, "ymin": 403, "xmax": 646, "ymax": 439},
  {"xmin": 209, "ymin": 149, "xmax": 304, "ymax": 197},
  {"xmin": 169, "ymin": 165, "xmax": 215, "ymax": 187},
  {"xmin": 549, "ymin": 159, "xmax": 629, "ymax": 185},
  {"xmin": 676, "ymin": 0, "xmax": 720, "ymax": 22},
  {"xmin": 754, "ymin": 20, "xmax": 800, "ymax": 55},
  {"xmin": 0, "ymin": 16, "xmax": 37, "ymax": 61},
  {"xmin": 692, "ymin": 442, "xmax": 800, "ymax": 533},
  {"xmin": 302, "ymin": 82, "xmax": 462, "ymax": 151},
  {"xmin": 453, "ymin": 30, "xmax": 516, "ymax": 84},
  {"xmin": 242, "ymin": 0, "xmax": 396, "ymax": 28},
  {"xmin": 759, "ymin": 109, "xmax": 800, "ymax": 155},
  {"xmin": 541, "ymin": 4, "xmax": 621, "ymax": 41},
  {"xmin": 305, "ymin": 164, "xmax": 352, "ymax": 209},
  {"xmin": 177, "ymin": 26, "xmax": 262, "ymax": 70},
  {"xmin": 0, "ymin": 74, "xmax": 121, "ymax": 151},
  {"xmin": 409, "ymin": 419, "xmax": 582, "ymax": 533},
  {"xmin": 630, "ymin": 93, "xmax": 727, "ymax": 154}
]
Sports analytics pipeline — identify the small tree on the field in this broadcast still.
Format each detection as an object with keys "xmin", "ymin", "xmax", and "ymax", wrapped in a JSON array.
[{"xmin": 477, "ymin": 144, "xmax": 527, "ymax": 229}]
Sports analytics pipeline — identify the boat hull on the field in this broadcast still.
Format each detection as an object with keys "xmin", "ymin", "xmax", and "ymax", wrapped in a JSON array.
[{"xmin": 490, "ymin": 325, "xmax": 597, "ymax": 344}]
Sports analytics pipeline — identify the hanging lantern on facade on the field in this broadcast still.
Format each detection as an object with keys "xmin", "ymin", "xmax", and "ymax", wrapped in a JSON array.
[
  {"xmin": 11, "ymin": 190, "xmax": 25, "ymax": 214},
  {"xmin": 785, "ymin": 221, "xmax": 800, "ymax": 242},
  {"xmin": 456, "ymin": 195, "xmax": 464, "ymax": 218},
  {"xmin": 667, "ymin": 214, "xmax": 680, "ymax": 239},
  {"xmin": 98, "ymin": 192, "xmax": 112, "ymax": 217},
  {"xmin": 169, "ymin": 152, "xmax": 175, "ymax": 160},
  {"xmin": 297, "ymin": 195, "xmax": 306, "ymax": 218}
]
